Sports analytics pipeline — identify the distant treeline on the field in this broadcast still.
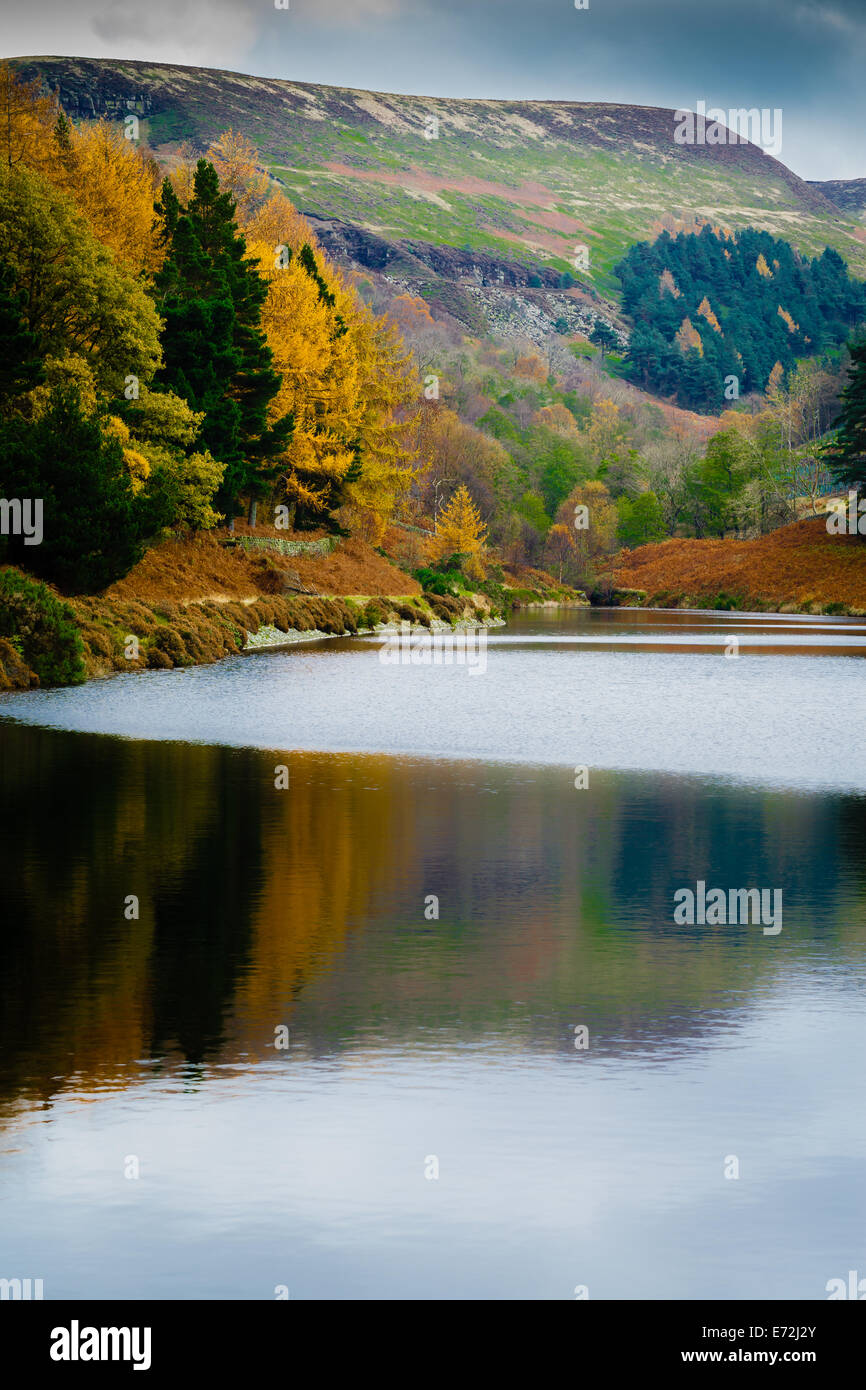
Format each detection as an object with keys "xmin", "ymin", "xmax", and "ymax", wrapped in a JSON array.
[{"xmin": 617, "ymin": 225, "xmax": 866, "ymax": 410}]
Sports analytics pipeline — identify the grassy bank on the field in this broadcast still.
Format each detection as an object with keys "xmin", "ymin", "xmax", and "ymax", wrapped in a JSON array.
[
  {"xmin": 0, "ymin": 577, "xmax": 502, "ymax": 691},
  {"xmin": 0, "ymin": 529, "xmax": 588, "ymax": 691},
  {"xmin": 606, "ymin": 517, "xmax": 866, "ymax": 615}
]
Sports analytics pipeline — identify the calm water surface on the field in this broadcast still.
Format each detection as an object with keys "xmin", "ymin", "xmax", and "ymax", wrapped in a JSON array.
[{"xmin": 1, "ymin": 608, "xmax": 864, "ymax": 1299}]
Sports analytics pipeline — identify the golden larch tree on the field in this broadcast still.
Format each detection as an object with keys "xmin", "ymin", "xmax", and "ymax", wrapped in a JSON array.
[
  {"xmin": 777, "ymin": 305, "xmax": 799, "ymax": 334},
  {"xmin": 0, "ymin": 62, "xmax": 55, "ymax": 174},
  {"xmin": 206, "ymin": 128, "xmax": 271, "ymax": 219},
  {"xmin": 675, "ymin": 317, "xmax": 704, "ymax": 356},
  {"xmin": 697, "ymin": 296, "xmax": 722, "ymax": 333},
  {"xmin": 245, "ymin": 193, "xmax": 419, "ymax": 535},
  {"xmin": 429, "ymin": 484, "xmax": 487, "ymax": 573},
  {"xmin": 55, "ymin": 119, "xmax": 163, "ymax": 275}
]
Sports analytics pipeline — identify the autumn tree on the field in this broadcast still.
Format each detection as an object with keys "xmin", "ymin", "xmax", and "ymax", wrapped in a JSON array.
[
  {"xmin": 0, "ymin": 66, "xmax": 162, "ymax": 275},
  {"xmin": 675, "ymin": 318, "xmax": 703, "ymax": 356},
  {"xmin": 532, "ymin": 402, "xmax": 582, "ymax": 438},
  {"xmin": 0, "ymin": 62, "xmax": 55, "ymax": 174},
  {"xmin": 584, "ymin": 398, "xmax": 628, "ymax": 469},
  {"xmin": 555, "ymin": 479, "xmax": 618, "ymax": 580},
  {"xmin": 414, "ymin": 405, "xmax": 509, "ymax": 530},
  {"xmin": 0, "ymin": 165, "xmax": 162, "ymax": 400},
  {"xmin": 53, "ymin": 119, "xmax": 163, "ymax": 275},
  {"xmin": 766, "ymin": 358, "xmax": 838, "ymax": 511},
  {"xmin": 245, "ymin": 193, "xmax": 420, "ymax": 536},
  {"xmin": 206, "ymin": 128, "xmax": 271, "ymax": 221},
  {"xmin": 543, "ymin": 522, "xmax": 576, "ymax": 582},
  {"xmin": 341, "ymin": 304, "xmax": 419, "ymax": 540},
  {"xmin": 696, "ymin": 296, "xmax": 721, "ymax": 333},
  {"xmin": 245, "ymin": 200, "xmax": 362, "ymax": 522},
  {"xmin": 428, "ymin": 483, "xmax": 488, "ymax": 578}
]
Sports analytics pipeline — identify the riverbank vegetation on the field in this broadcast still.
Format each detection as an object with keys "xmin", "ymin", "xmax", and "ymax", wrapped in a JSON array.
[{"xmin": 607, "ymin": 515, "xmax": 866, "ymax": 614}]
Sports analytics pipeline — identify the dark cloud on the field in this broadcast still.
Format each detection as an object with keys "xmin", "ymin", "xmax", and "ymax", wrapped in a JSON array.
[{"xmin": 0, "ymin": 0, "xmax": 862, "ymax": 177}]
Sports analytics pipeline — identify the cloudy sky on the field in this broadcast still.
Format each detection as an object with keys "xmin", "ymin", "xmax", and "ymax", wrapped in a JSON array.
[{"xmin": 2, "ymin": 0, "xmax": 864, "ymax": 179}]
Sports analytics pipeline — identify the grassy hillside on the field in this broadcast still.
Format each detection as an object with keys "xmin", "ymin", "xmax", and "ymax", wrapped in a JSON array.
[
  {"xmin": 13, "ymin": 56, "xmax": 866, "ymax": 311},
  {"xmin": 809, "ymin": 179, "xmax": 866, "ymax": 219},
  {"xmin": 609, "ymin": 516, "xmax": 866, "ymax": 614}
]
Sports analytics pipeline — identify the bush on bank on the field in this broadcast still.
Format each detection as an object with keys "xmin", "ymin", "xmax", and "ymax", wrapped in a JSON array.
[{"xmin": 0, "ymin": 567, "xmax": 86, "ymax": 687}]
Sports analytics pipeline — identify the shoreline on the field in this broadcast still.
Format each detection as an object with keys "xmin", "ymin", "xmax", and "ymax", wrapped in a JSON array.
[{"xmin": 1, "ymin": 581, "xmax": 578, "ymax": 692}]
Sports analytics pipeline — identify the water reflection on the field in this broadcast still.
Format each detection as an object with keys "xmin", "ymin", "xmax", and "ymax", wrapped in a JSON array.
[{"xmin": 3, "ymin": 724, "xmax": 865, "ymax": 1106}]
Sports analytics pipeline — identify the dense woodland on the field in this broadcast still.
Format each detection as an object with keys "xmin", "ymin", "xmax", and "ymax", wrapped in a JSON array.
[
  {"xmin": 0, "ymin": 67, "xmax": 420, "ymax": 592},
  {"xmin": 619, "ymin": 225, "xmax": 866, "ymax": 411}
]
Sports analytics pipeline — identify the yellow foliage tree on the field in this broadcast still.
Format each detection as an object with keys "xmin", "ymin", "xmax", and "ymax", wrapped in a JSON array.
[
  {"xmin": 105, "ymin": 416, "xmax": 151, "ymax": 494},
  {"xmin": 697, "ymin": 296, "xmax": 722, "ymax": 334},
  {"xmin": 555, "ymin": 479, "xmax": 618, "ymax": 566},
  {"xmin": 342, "ymin": 305, "xmax": 419, "ymax": 541},
  {"xmin": 428, "ymin": 484, "xmax": 487, "ymax": 575},
  {"xmin": 0, "ymin": 68, "xmax": 161, "ymax": 275},
  {"xmin": 207, "ymin": 128, "xmax": 271, "ymax": 219},
  {"xmin": 247, "ymin": 233, "xmax": 360, "ymax": 514},
  {"xmin": 245, "ymin": 194, "xmax": 419, "ymax": 536},
  {"xmin": 514, "ymin": 354, "xmax": 548, "ymax": 382},
  {"xmin": 0, "ymin": 62, "xmax": 55, "ymax": 174},
  {"xmin": 584, "ymin": 398, "xmax": 628, "ymax": 468},
  {"xmin": 675, "ymin": 317, "xmax": 704, "ymax": 356},
  {"xmin": 544, "ymin": 522, "xmax": 576, "ymax": 581},
  {"xmin": 388, "ymin": 294, "xmax": 434, "ymax": 332},
  {"xmin": 777, "ymin": 305, "xmax": 799, "ymax": 334},
  {"xmin": 54, "ymin": 120, "xmax": 163, "ymax": 275},
  {"xmin": 167, "ymin": 141, "xmax": 200, "ymax": 204},
  {"xmin": 767, "ymin": 361, "xmax": 785, "ymax": 395},
  {"xmin": 756, "ymin": 253, "xmax": 773, "ymax": 279},
  {"xmin": 533, "ymin": 402, "xmax": 581, "ymax": 437}
]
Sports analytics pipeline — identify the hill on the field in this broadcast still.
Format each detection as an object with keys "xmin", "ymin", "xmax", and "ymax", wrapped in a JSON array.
[
  {"xmin": 809, "ymin": 179, "xmax": 866, "ymax": 218},
  {"xmin": 609, "ymin": 516, "xmax": 866, "ymax": 613},
  {"xmin": 12, "ymin": 56, "xmax": 866, "ymax": 342}
]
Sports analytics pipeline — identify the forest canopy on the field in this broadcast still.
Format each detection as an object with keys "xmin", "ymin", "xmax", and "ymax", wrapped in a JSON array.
[{"xmin": 617, "ymin": 225, "xmax": 866, "ymax": 411}]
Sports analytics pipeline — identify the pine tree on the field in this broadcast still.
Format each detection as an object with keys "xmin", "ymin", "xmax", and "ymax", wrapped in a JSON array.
[
  {"xmin": 153, "ymin": 160, "xmax": 292, "ymax": 519},
  {"xmin": 825, "ymin": 340, "xmax": 866, "ymax": 490},
  {"xmin": 0, "ymin": 387, "xmax": 166, "ymax": 592},
  {"xmin": 53, "ymin": 110, "xmax": 71, "ymax": 153},
  {"xmin": 0, "ymin": 258, "xmax": 43, "ymax": 411},
  {"xmin": 589, "ymin": 321, "xmax": 618, "ymax": 358}
]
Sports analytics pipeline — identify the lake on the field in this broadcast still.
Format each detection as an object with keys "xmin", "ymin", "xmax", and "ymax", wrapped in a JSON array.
[{"xmin": 1, "ymin": 607, "xmax": 865, "ymax": 1299}]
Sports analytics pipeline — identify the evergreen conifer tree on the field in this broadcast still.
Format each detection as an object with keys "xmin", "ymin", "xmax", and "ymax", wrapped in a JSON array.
[
  {"xmin": 0, "ymin": 258, "xmax": 43, "ymax": 411},
  {"xmin": 826, "ymin": 340, "xmax": 866, "ymax": 490},
  {"xmin": 153, "ymin": 161, "xmax": 292, "ymax": 519}
]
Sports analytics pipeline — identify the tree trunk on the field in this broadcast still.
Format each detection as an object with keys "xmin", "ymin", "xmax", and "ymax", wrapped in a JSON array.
[{"xmin": 248, "ymin": 498, "xmax": 258, "ymax": 529}]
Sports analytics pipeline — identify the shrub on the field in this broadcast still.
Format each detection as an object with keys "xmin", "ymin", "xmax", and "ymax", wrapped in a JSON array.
[
  {"xmin": 413, "ymin": 565, "xmax": 459, "ymax": 597},
  {"xmin": 362, "ymin": 600, "xmax": 386, "ymax": 628},
  {"xmin": 0, "ymin": 567, "xmax": 85, "ymax": 685}
]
